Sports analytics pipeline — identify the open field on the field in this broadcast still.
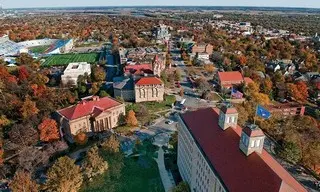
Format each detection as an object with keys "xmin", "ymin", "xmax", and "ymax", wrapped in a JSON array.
[{"xmin": 41, "ymin": 52, "xmax": 101, "ymax": 66}]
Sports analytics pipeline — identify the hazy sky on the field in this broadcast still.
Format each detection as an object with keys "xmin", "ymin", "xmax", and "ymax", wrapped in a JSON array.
[{"xmin": 2, "ymin": 0, "xmax": 320, "ymax": 9}]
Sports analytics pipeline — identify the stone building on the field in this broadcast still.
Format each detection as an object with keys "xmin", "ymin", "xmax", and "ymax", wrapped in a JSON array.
[
  {"xmin": 56, "ymin": 96, "xmax": 125, "ymax": 141},
  {"xmin": 177, "ymin": 104, "xmax": 306, "ymax": 192},
  {"xmin": 134, "ymin": 77, "xmax": 164, "ymax": 103},
  {"xmin": 192, "ymin": 43, "xmax": 213, "ymax": 55}
]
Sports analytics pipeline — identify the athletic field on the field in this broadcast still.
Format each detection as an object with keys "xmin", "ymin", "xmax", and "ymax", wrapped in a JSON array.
[{"xmin": 42, "ymin": 52, "xmax": 101, "ymax": 66}]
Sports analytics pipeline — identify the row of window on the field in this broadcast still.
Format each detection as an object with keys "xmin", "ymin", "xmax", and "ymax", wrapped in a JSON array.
[
  {"xmin": 241, "ymin": 135, "xmax": 261, "ymax": 148},
  {"xmin": 138, "ymin": 88, "xmax": 160, "ymax": 98},
  {"xmin": 225, "ymin": 116, "xmax": 237, "ymax": 124}
]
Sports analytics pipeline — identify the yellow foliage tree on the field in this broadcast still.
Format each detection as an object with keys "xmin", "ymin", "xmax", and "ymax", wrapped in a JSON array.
[{"xmin": 126, "ymin": 110, "xmax": 138, "ymax": 127}]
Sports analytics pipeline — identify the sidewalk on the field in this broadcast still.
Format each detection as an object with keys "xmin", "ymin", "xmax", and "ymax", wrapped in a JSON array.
[{"xmin": 154, "ymin": 147, "xmax": 175, "ymax": 192}]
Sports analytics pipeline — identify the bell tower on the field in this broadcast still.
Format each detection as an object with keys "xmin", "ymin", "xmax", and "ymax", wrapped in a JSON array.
[
  {"xmin": 239, "ymin": 124, "xmax": 265, "ymax": 156},
  {"xmin": 218, "ymin": 103, "xmax": 238, "ymax": 130}
]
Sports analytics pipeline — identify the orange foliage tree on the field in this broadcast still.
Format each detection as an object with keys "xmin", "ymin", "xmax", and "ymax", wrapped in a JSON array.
[
  {"xmin": 286, "ymin": 82, "xmax": 308, "ymax": 102},
  {"xmin": 38, "ymin": 118, "xmax": 60, "ymax": 142},
  {"xmin": 20, "ymin": 96, "xmax": 39, "ymax": 119},
  {"xmin": 126, "ymin": 110, "xmax": 138, "ymax": 127},
  {"xmin": 74, "ymin": 132, "xmax": 88, "ymax": 145}
]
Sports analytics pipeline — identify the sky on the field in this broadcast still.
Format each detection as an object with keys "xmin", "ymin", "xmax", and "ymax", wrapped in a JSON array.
[{"xmin": 2, "ymin": 0, "xmax": 320, "ymax": 9}]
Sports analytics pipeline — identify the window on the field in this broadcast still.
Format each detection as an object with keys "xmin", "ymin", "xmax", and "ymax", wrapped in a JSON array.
[
  {"xmin": 226, "ymin": 116, "xmax": 230, "ymax": 123},
  {"xmin": 250, "ymin": 140, "xmax": 255, "ymax": 148},
  {"xmin": 256, "ymin": 140, "xmax": 261, "ymax": 147},
  {"xmin": 231, "ymin": 116, "xmax": 235, "ymax": 123}
]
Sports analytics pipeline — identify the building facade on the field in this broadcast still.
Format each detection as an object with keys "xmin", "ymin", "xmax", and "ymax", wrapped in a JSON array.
[
  {"xmin": 177, "ymin": 105, "xmax": 306, "ymax": 192},
  {"xmin": 134, "ymin": 77, "xmax": 164, "ymax": 103},
  {"xmin": 61, "ymin": 62, "xmax": 91, "ymax": 85},
  {"xmin": 192, "ymin": 43, "xmax": 213, "ymax": 55},
  {"xmin": 56, "ymin": 96, "xmax": 125, "ymax": 140}
]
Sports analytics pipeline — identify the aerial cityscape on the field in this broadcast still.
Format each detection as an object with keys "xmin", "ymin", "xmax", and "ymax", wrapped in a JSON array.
[{"xmin": 0, "ymin": 1, "xmax": 320, "ymax": 192}]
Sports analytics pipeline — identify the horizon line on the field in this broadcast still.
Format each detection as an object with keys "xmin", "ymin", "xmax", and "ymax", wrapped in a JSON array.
[{"xmin": 4, "ymin": 5, "xmax": 320, "ymax": 10}]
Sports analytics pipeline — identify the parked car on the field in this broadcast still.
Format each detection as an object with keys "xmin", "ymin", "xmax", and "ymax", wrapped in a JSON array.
[{"xmin": 166, "ymin": 120, "xmax": 174, "ymax": 125}]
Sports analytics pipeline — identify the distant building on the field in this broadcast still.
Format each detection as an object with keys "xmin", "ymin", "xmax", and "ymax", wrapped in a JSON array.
[
  {"xmin": 134, "ymin": 77, "xmax": 164, "ymax": 103},
  {"xmin": 152, "ymin": 55, "xmax": 166, "ymax": 77},
  {"xmin": 217, "ymin": 71, "xmax": 244, "ymax": 89},
  {"xmin": 61, "ymin": 62, "xmax": 91, "ymax": 85},
  {"xmin": 153, "ymin": 24, "xmax": 171, "ymax": 43},
  {"xmin": 177, "ymin": 105, "xmax": 307, "ymax": 192},
  {"xmin": 192, "ymin": 43, "xmax": 213, "ymax": 55},
  {"xmin": 56, "ymin": 96, "xmax": 125, "ymax": 140},
  {"xmin": 113, "ymin": 76, "xmax": 164, "ymax": 103},
  {"xmin": 267, "ymin": 103, "xmax": 305, "ymax": 116}
]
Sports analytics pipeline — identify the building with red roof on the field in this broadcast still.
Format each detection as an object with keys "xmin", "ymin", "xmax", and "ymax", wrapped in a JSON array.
[
  {"xmin": 124, "ymin": 64, "xmax": 153, "ymax": 76},
  {"xmin": 217, "ymin": 71, "xmax": 244, "ymax": 89},
  {"xmin": 177, "ymin": 105, "xmax": 307, "ymax": 192},
  {"xmin": 135, "ymin": 77, "xmax": 164, "ymax": 103},
  {"xmin": 56, "ymin": 96, "xmax": 125, "ymax": 140}
]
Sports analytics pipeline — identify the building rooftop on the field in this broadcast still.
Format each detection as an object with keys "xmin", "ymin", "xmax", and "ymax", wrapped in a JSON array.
[
  {"xmin": 135, "ymin": 77, "xmax": 163, "ymax": 86},
  {"xmin": 57, "ymin": 96, "xmax": 122, "ymax": 120},
  {"xmin": 218, "ymin": 71, "xmax": 243, "ymax": 83},
  {"xmin": 125, "ymin": 64, "xmax": 153, "ymax": 75},
  {"xmin": 180, "ymin": 108, "xmax": 306, "ymax": 192}
]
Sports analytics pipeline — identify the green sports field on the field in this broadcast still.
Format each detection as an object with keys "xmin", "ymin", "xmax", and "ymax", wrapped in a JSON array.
[
  {"xmin": 41, "ymin": 52, "xmax": 101, "ymax": 66},
  {"xmin": 29, "ymin": 45, "xmax": 51, "ymax": 54}
]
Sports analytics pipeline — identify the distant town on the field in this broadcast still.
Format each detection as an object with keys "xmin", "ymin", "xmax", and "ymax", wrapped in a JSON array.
[{"xmin": 0, "ymin": 6, "xmax": 319, "ymax": 192}]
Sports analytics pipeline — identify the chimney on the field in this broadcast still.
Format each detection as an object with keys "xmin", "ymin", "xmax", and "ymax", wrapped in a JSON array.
[
  {"xmin": 239, "ymin": 124, "xmax": 265, "ymax": 156},
  {"xmin": 218, "ymin": 102, "xmax": 238, "ymax": 130}
]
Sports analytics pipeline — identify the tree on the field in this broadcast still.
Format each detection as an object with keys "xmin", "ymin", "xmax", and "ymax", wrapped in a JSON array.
[
  {"xmin": 74, "ymin": 132, "xmax": 88, "ymax": 145},
  {"xmin": 9, "ymin": 123, "xmax": 39, "ymax": 147},
  {"xmin": 38, "ymin": 118, "xmax": 60, "ymax": 142},
  {"xmin": 16, "ymin": 53, "xmax": 34, "ymax": 66},
  {"xmin": 92, "ymin": 66, "xmax": 106, "ymax": 82},
  {"xmin": 18, "ymin": 66, "xmax": 29, "ymax": 82},
  {"xmin": 126, "ymin": 110, "xmax": 138, "ymax": 127},
  {"xmin": 45, "ymin": 156, "xmax": 83, "ymax": 192},
  {"xmin": 101, "ymin": 135, "xmax": 120, "ymax": 153},
  {"xmin": 89, "ymin": 83, "xmax": 99, "ymax": 95},
  {"xmin": 277, "ymin": 141, "xmax": 302, "ymax": 164},
  {"xmin": 204, "ymin": 64, "xmax": 215, "ymax": 73},
  {"xmin": 179, "ymin": 88, "xmax": 184, "ymax": 97},
  {"xmin": 286, "ymin": 83, "xmax": 307, "ymax": 102},
  {"xmin": 174, "ymin": 69, "xmax": 182, "ymax": 81},
  {"xmin": 295, "ymin": 81, "xmax": 308, "ymax": 101},
  {"xmin": 171, "ymin": 182, "xmax": 190, "ymax": 192},
  {"xmin": 20, "ymin": 96, "xmax": 39, "ymax": 119},
  {"xmin": 99, "ymin": 90, "xmax": 109, "ymax": 97},
  {"xmin": 82, "ymin": 146, "xmax": 108, "ymax": 181},
  {"xmin": 9, "ymin": 170, "xmax": 38, "ymax": 192}
]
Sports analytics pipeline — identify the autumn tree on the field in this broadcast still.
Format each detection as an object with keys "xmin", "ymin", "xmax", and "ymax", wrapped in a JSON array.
[
  {"xmin": 174, "ymin": 69, "xmax": 182, "ymax": 81},
  {"xmin": 38, "ymin": 118, "xmax": 60, "ymax": 142},
  {"xmin": 171, "ymin": 182, "xmax": 190, "ymax": 192},
  {"xmin": 20, "ymin": 96, "xmax": 39, "ymax": 119},
  {"xmin": 44, "ymin": 156, "xmax": 83, "ymax": 192},
  {"xmin": 295, "ymin": 81, "xmax": 308, "ymax": 101},
  {"xmin": 9, "ymin": 170, "xmax": 38, "ymax": 192},
  {"xmin": 204, "ymin": 64, "xmax": 215, "ymax": 73},
  {"xmin": 82, "ymin": 146, "xmax": 108, "ymax": 181},
  {"xmin": 74, "ymin": 132, "xmax": 88, "ymax": 145},
  {"xmin": 101, "ymin": 134, "xmax": 120, "ymax": 153},
  {"xmin": 277, "ymin": 141, "xmax": 302, "ymax": 164},
  {"xmin": 286, "ymin": 83, "xmax": 308, "ymax": 102},
  {"xmin": 92, "ymin": 66, "xmax": 106, "ymax": 82},
  {"xmin": 9, "ymin": 123, "xmax": 39, "ymax": 147},
  {"xmin": 126, "ymin": 110, "xmax": 138, "ymax": 127},
  {"xmin": 18, "ymin": 66, "xmax": 30, "ymax": 82}
]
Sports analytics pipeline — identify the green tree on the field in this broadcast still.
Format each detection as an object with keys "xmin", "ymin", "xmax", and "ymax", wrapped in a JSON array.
[
  {"xmin": 44, "ymin": 156, "xmax": 83, "ymax": 192},
  {"xmin": 277, "ymin": 141, "xmax": 302, "ymax": 164},
  {"xmin": 9, "ymin": 170, "xmax": 38, "ymax": 192},
  {"xmin": 171, "ymin": 181, "xmax": 190, "ymax": 192},
  {"xmin": 99, "ymin": 90, "xmax": 109, "ymax": 97},
  {"xmin": 82, "ymin": 146, "xmax": 108, "ymax": 181},
  {"xmin": 92, "ymin": 66, "xmax": 106, "ymax": 82}
]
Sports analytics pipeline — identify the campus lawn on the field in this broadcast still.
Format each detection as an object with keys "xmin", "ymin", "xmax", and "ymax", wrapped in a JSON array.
[
  {"xmin": 41, "ymin": 52, "xmax": 101, "ymax": 66},
  {"xmin": 127, "ymin": 95, "xmax": 176, "ymax": 114},
  {"xmin": 81, "ymin": 141, "xmax": 164, "ymax": 192}
]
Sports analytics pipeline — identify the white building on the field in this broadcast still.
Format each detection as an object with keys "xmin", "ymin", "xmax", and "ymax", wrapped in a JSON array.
[
  {"xmin": 61, "ymin": 62, "xmax": 91, "ymax": 85},
  {"xmin": 177, "ymin": 104, "xmax": 307, "ymax": 192}
]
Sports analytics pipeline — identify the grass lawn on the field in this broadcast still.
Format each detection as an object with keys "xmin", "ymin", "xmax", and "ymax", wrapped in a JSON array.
[
  {"xmin": 29, "ymin": 45, "xmax": 51, "ymax": 54},
  {"xmin": 127, "ymin": 95, "xmax": 176, "ymax": 114},
  {"xmin": 81, "ymin": 140, "xmax": 164, "ymax": 192},
  {"xmin": 41, "ymin": 52, "xmax": 101, "ymax": 66}
]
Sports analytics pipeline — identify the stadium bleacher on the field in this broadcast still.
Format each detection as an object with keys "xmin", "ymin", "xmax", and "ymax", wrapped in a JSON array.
[{"xmin": 0, "ymin": 35, "xmax": 24, "ymax": 56}]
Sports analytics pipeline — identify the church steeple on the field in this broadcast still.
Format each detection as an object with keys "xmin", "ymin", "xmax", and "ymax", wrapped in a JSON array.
[{"xmin": 218, "ymin": 103, "xmax": 238, "ymax": 130}]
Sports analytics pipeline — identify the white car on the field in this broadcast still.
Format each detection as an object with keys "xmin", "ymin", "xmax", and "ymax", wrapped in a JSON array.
[{"xmin": 166, "ymin": 120, "xmax": 174, "ymax": 125}]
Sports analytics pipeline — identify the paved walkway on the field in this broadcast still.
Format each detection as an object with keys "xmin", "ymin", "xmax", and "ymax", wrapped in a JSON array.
[{"xmin": 154, "ymin": 147, "xmax": 175, "ymax": 192}]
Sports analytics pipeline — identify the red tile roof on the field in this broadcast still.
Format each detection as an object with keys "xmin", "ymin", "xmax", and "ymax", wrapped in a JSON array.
[
  {"xmin": 125, "ymin": 64, "xmax": 153, "ymax": 75},
  {"xmin": 135, "ymin": 77, "xmax": 163, "ymax": 86},
  {"xmin": 243, "ymin": 126, "xmax": 265, "ymax": 137},
  {"xmin": 244, "ymin": 77, "xmax": 254, "ymax": 84},
  {"xmin": 58, "ymin": 97, "xmax": 122, "ymax": 120},
  {"xmin": 220, "ymin": 106, "xmax": 238, "ymax": 114},
  {"xmin": 218, "ymin": 71, "xmax": 243, "ymax": 83},
  {"xmin": 181, "ymin": 108, "xmax": 306, "ymax": 192}
]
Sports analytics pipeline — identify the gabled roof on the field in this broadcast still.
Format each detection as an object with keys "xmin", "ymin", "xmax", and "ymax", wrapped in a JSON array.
[
  {"xmin": 57, "ymin": 97, "xmax": 122, "ymax": 120},
  {"xmin": 135, "ymin": 77, "xmax": 163, "ymax": 86},
  {"xmin": 125, "ymin": 64, "xmax": 153, "ymax": 75},
  {"xmin": 180, "ymin": 108, "xmax": 306, "ymax": 192},
  {"xmin": 218, "ymin": 71, "xmax": 244, "ymax": 82}
]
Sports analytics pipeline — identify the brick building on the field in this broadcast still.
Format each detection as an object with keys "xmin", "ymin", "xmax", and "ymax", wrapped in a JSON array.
[
  {"xmin": 177, "ymin": 104, "xmax": 306, "ymax": 192},
  {"xmin": 192, "ymin": 43, "xmax": 213, "ymax": 55}
]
